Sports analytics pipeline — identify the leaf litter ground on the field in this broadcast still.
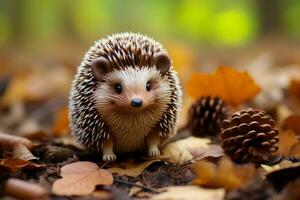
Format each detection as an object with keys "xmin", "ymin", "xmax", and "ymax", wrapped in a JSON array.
[{"xmin": 1, "ymin": 51, "xmax": 300, "ymax": 199}]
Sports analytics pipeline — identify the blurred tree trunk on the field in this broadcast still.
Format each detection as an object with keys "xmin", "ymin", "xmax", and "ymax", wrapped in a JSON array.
[
  {"xmin": 7, "ymin": 0, "xmax": 24, "ymax": 44},
  {"xmin": 257, "ymin": 0, "xmax": 283, "ymax": 36}
]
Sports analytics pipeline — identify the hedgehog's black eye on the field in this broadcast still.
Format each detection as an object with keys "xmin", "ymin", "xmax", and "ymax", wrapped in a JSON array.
[
  {"xmin": 114, "ymin": 83, "xmax": 122, "ymax": 94},
  {"xmin": 146, "ymin": 81, "xmax": 151, "ymax": 91}
]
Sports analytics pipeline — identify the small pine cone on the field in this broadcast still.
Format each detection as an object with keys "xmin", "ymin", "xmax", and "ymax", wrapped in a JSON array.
[
  {"xmin": 188, "ymin": 96, "xmax": 228, "ymax": 137},
  {"xmin": 220, "ymin": 108, "xmax": 279, "ymax": 164}
]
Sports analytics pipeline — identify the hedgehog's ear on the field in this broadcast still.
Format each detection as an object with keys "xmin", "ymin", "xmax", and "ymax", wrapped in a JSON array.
[
  {"xmin": 90, "ymin": 57, "xmax": 112, "ymax": 81},
  {"xmin": 153, "ymin": 52, "xmax": 171, "ymax": 75}
]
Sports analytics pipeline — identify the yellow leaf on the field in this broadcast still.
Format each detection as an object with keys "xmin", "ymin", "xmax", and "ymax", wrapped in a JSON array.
[{"xmin": 187, "ymin": 66, "xmax": 260, "ymax": 106}]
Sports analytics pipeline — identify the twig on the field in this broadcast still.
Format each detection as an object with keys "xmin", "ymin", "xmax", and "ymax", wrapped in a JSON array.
[
  {"xmin": 4, "ymin": 178, "xmax": 48, "ymax": 200},
  {"xmin": 114, "ymin": 179, "xmax": 159, "ymax": 193}
]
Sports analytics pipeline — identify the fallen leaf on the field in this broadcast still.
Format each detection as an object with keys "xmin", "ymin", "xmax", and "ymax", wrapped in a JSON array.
[
  {"xmin": 52, "ymin": 107, "xmax": 70, "ymax": 137},
  {"xmin": 282, "ymin": 115, "xmax": 300, "ymax": 136},
  {"xmin": 162, "ymin": 136, "xmax": 211, "ymax": 164},
  {"xmin": 52, "ymin": 161, "xmax": 113, "ymax": 196},
  {"xmin": 290, "ymin": 142, "xmax": 300, "ymax": 157},
  {"xmin": 0, "ymin": 132, "xmax": 33, "ymax": 151},
  {"xmin": 150, "ymin": 186, "xmax": 224, "ymax": 200},
  {"xmin": 107, "ymin": 158, "xmax": 163, "ymax": 177},
  {"xmin": 277, "ymin": 130, "xmax": 298, "ymax": 156},
  {"xmin": 12, "ymin": 144, "xmax": 38, "ymax": 161},
  {"xmin": 290, "ymin": 79, "xmax": 300, "ymax": 102},
  {"xmin": 188, "ymin": 145, "xmax": 224, "ymax": 161},
  {"xmin": 192, "ymin": 157, "xmax": 256, "ymax": 190},
  {"xmin": 187, "ymin": 66, "xmax": 260, "ymax": 106},
  {"xmin": 266, "ymin": 164, "xmax": 300, "ymax": 191},
  {"xmin": 0, "ymin": 158, "xmax": 45, "ymax": 171},
  {"xmin": 277, "ymin": 178, "xmax": 300, "ymax": 200}
]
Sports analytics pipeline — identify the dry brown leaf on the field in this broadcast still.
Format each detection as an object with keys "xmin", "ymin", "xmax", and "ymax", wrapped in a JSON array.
[
  {"xmin": 162, "ymin": 136, "xmax": 211, "ymax": 164},
  {"xmin": 187, "ymin": 66, "xmax": 260, "ymax": 106},
  {"xmin": 12, "ymin": 144, "xmax": 38, "ymax": 161},
  {"xmin": 0, "ymin": 158, "xmax": 45, "ymax": 171},
  {"xmin": 52, "ymin": 161, "xmax": 113, "ymax": 196},
  {"xmin": 277, "ymin": 130, "xmax": 298, "ymax": 156},
  {"xmin": 282, "ymin": 115, "xmax": 300, "ymax": 136},
  {"xmin": 52, "ymin": 107, "xmax": 70, "ymax": 137},
  {"xmin": 290, "ymin": 142, "xmax": 300, "ymax": 157},
  {"xmin": 290, "ymin": 79, "xmax": 300, "ymax": 101},
  {"xmin": 107, "ymin": 158, "xmax": 163, "ymax": 177},
  {"xmin": 150, "ymin": 186, "xmax": 224, "ymax": 200},
  {"xmin": 188, "ymin": 145, "xmax": 224, "ymax": 161},
  {"xmin": 0, "ymin": 132, "xmax": 33, "ymax": 151},
  {"xmin": 192, "ymin": 157, "xmax": 256, "ymax": 190}
]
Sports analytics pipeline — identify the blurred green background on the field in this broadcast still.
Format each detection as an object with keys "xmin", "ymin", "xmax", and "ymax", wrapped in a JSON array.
[
  {"xmin": 1, "ymin": 0, "xmax": 300, "ymax": 73},
  {"xmin": 1, "ymin": 0, "xmax": 300, "ymax": 47}
]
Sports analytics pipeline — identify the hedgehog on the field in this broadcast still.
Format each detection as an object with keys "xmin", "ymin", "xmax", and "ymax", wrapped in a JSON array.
[{"xmin": 69, "ymin": 33, "xmax": 182, "ymax": 161}]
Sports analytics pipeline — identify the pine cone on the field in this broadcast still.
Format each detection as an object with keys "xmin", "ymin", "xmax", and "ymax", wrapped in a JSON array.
[
  {"xmin": 220, "ymin": 108, "xmax": 279, "ymax": 164},
  {"xmin": 187, "ymin": 96, "xmax": 228, "ymax": 138}
]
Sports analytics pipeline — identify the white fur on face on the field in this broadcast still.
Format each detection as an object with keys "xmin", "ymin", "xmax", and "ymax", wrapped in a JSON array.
[{"xmin": 94, "ymin": 67, "xmax": 171, "ymax": 152}]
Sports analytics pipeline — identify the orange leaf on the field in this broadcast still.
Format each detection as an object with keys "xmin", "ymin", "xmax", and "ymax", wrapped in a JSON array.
[
  {"xmin": 277, "ymin": 130, "xmax": 298, "ymax": 156},
  {"xmin": 187, "ymin": 66, "xmax": 260, "ymax": 106},
  {"xmin": 192, "ymin": 157, "xmax": 256, "ymax": 190},
  {"xmin": 282, "ymin": 115, "xmax": 300, "ymax": 136},
  {"xmin": 291, "ymin": 142, "xmax": 300, "ymax": 157},
  {"xmin": 52, "ymin": 161, "xmax": 113, "ymax": 196},
  {"xmin": 52, "ymin": 107, "xmax": 70, "ymax": 137},
  {"xmin": 290, "ymin": 79, "xmax": 300, "ymax": 101}
]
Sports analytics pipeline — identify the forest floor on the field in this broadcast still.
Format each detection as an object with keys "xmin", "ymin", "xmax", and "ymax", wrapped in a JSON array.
[{"xmin": 1, "ymin": 39, "xmax": 300, "ymax": 199}]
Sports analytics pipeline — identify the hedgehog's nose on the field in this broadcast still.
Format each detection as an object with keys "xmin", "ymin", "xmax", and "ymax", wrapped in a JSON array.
[{"xmin": 131, "ymin": 98, "xmax": 143, "ymax": 108}]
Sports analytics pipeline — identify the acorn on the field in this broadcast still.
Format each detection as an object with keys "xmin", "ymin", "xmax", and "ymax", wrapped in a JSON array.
[
  {"xmin": 187, "ymin": 96, "xmax": 228, "ymax": 138},
  {"xmin": 220, "ymin": 108, "xmax": 279, "ymax": 164}
]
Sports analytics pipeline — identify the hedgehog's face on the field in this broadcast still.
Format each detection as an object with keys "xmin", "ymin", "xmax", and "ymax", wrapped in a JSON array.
[{"xmin": 94, "ymin": 67, "xmax": 171, "ymax": 113}]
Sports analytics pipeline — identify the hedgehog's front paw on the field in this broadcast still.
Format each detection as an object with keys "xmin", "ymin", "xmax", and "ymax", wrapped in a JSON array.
[
  {"xmin": 148, "ymin": 145, "xmax": 160, "ymax": 157},
  {"xmin": 102, "ymin": 153, "xmax": 116, "ymax": 161}
]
